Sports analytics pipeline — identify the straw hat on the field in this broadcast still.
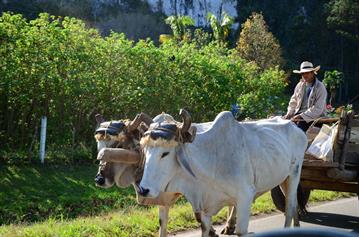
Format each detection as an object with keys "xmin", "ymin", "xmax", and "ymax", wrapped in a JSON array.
[{"xmin": 293, "ymin": 61, "xmax": 320, "ymax": 74}]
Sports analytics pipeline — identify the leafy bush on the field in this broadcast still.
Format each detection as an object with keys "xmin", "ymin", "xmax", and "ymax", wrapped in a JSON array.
[
  {"xmin": 0, "ymin": 12, "xmax": 287, "ymax": 164},
  {"xmin": 323, "ymin": 70, "xmax": 344, "ymax": 89},
  {"xmin": 237, "ymin": 65, "xmax": 287, "ymax": 118}
]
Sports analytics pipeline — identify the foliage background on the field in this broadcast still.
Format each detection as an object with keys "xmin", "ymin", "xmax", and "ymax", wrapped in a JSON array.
[
  {"xmin": 1, "ymin": 0, "xmax": 357, "ymax": 100},
  {"xmin": 235, "ymin": 0, "xmax": 358, "ymax": 101},
  {"xmin": 1, "ymin": 0, "xmax": 358, "ymax": 164},
  {"xmin": 0, "ymin": 13, "xmax": 287, "ymax": 164}
]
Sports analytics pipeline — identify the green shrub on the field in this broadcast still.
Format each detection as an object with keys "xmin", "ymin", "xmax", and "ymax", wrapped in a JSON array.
[
  {"xmin": 0, "ymin": 12, "xmax": 287, "ymax": 164},
  {"xmin": 323, "ymin": 70, "xmax": 343, "ymax": 89}
]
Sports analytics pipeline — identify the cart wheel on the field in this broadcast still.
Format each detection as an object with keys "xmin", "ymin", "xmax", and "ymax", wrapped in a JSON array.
[{"xmin": 271, "ymin": 184, "xmax": 311, "ymax": 216}]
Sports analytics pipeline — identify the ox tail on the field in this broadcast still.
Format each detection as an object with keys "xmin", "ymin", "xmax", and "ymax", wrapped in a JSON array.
[{"xmin": 289, "ymin": 124, "xmax": 308, "ymax": 220}]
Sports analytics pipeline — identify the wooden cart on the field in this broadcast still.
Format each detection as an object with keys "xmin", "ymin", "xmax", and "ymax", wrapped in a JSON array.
[{"xmin": 271, "ymin": 111, "xmax": 359, "ymax": 212}]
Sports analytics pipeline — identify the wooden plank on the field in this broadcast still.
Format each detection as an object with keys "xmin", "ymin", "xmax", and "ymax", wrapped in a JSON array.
[
  {"xmin": 301, "ymin": 168, "xmax": 335, "ymax": 182},
  {"xmin": 326, "ymin": 168, "xmax": 358, "ymax": 182},
  {"xmin": 304, "ymin": 153, "xmax": 332, "ymax": 161},
  {"xmin": 315, "ymin": 117, "xmax": 340, "ymax": 124},
  {"xmin": 333, "ymin": 113, "xmax": 347, "ymax": 162},
  {"xmin": 301, "ymin": 180, "xmax": 359, "ymax": 193},
  {"xmin": 351, "ymin": 119, "xmax": 359, "ymax": 128},
  {"xmin": 303, "ymin": 159, "xmax": 339, "ymax": 168},
  {"xmin": 345, "ymin": 152, "xmax": 359, "ymax": 166},
  {"xmin": 338, "ymin": 112, "xmax": 354, "ymax": 168},
  {"xmin": 304, "ymin": 153, "xmax": 320, "ymax": 160},
  {"xmin": 348, "ymin": 143, "xmax": 359, "ymax": 153},
  {"xmin": 350, "ymin": 127, "xmax": 359, "ymax": 143}
]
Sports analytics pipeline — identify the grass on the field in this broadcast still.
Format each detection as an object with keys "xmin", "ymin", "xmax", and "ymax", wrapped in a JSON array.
[
  {"xmin": 0, "ymin": 164, "xmax": 137, "ymax": 224},
  {"xmin": 0, "ymin": 164, "xmax": 354, "ymax": 237}
]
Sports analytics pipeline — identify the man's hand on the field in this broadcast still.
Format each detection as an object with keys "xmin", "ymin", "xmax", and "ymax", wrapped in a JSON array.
[
  {"xmin": 282, "ymin": 114, "xmax": 292, "ymax": 120},
  {"xmin": 291, "ymin": 114, "xmax": 302, "ymax": 122}
]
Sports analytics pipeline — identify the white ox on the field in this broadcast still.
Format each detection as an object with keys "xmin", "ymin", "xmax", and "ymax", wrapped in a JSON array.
[
  {"xmin": 138, "ymin": 110, "xmax": 307, "ymax": 236},
  {"xmin": 94, "ymin": 113, "xmax": 221, "ymax": 237}
]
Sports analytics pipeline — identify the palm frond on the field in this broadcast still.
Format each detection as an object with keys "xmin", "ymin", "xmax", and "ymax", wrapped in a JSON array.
[{"xmin": 221, "ymin": 12, "xmax": 234, "ymax": 27}]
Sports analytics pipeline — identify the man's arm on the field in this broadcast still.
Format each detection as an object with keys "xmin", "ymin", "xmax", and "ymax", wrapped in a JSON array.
[{"xmin": 285, "ymin": 82, "xmax": 301, "ymax": 119}]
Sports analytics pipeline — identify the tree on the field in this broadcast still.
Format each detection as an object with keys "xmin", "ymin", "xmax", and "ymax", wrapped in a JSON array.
[
  {"xmin": 326, "ymin": 0, "xmax": 359, "ymax": 102},
  {"xmin": 236, "ymin": 12, "xmax": 283, "ymax": 70},
  {"xmin": 165, "ymin": 15, "xmax": 194, "ymax": 40},
  {"xmin": 323, "ymin": 70, "xmax": 344, "ymax": 105},
  {"xmin": 206, "ymin": 11, "xmax": 234, "ymax": 43},
  {"xmin": 326, "ymin": 0, "xmax": 359, "ymax": 41}
]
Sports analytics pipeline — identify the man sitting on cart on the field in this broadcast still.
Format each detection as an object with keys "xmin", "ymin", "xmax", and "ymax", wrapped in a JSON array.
[{"xmin": 283, "ymin": 61, "xmax": 328, "ymax": 132}]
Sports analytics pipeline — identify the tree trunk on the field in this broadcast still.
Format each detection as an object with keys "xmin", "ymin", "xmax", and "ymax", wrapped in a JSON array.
[{"xmin": 330, "ymin": 88, "xmax": 337, "ymax": 105}]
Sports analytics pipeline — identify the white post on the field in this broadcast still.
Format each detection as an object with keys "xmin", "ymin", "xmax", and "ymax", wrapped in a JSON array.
[{"xmin": 39, "ymin": 116, "xmax": 47, "ymax": 164}]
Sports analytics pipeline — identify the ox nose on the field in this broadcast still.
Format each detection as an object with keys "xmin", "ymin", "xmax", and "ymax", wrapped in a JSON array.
[
  {"xmin": 138, "ymin": 186, "xmax": 150, "ymax": 197},
  {"xmin": 94, "ymin": 174, "xmax": 105, "ymax": 186}
]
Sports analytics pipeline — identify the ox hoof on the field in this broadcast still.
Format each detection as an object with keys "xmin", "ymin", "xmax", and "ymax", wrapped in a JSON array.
[
  {"xmin": 209, "ymin": 229, "xmax": 219, "ymax": 237},
  {"xmin": 220, "ymin": 225, "xmax": 235, "ymax": 235},
  {"xmin": 298, "ymin": 207, "xmax": 308, "ymax": 218},
  {"xmin": 235, "ymin": 232, "xmax": 254, "ymax": 236}
]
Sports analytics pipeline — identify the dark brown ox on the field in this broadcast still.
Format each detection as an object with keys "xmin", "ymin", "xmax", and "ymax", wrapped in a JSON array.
[{"xmin": 94, "ymin": 113, "xmax": 209, "ymax": 237}]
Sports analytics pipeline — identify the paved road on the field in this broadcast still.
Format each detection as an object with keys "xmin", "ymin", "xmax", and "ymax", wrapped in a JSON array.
[{"xmin": 170, "ymin": 197, "xmax": 359, "ymax": 237}]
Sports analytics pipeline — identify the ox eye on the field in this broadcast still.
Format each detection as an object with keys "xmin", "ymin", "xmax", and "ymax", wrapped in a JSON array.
[{"xmin": 161, "ymin": 152, "xmax": 169, "ymax": 158}]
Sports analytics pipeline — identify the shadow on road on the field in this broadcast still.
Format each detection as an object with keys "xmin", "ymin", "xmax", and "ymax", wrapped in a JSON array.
[{"xmin": 301, "ymin": 212, "xmax": 359, "ymax": 233}]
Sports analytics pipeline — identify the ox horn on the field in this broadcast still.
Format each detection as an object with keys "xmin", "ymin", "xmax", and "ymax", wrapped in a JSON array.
[
  {"xmin": 95, "ymin": 113, "xmax": 105, "ymax": 125},
  {"xmin": 97, "ymin": 148, "xmax": 140, "ymax": 164},
  {"xmin": 179, "ymin": 108, "xmax": 192, "ymax": 133},
  {"xmin": 127, "ymin": 112, "xmax": 153, "ymax": 133}
]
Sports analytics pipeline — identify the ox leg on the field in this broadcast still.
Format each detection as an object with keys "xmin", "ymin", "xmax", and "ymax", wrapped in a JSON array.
[
  {"xmin": 282, "ymin": 174, "xmax": 301, "ymax": 227},
  {"xmin": 159, "ymin": 205, "xmax": 169, "ymax": 237},
  {"xmin": 234, "ymin": 192, "xmax": 254, "ymax": 236},
  {"xmin": 209, "ymin": 225, "xmax": 218, "ymax": 237},
  {"xmin": 221, "ymin": 206, "xmax": 236, "ymax": 235},
  {"xmin": 195, "ymin": 212, "xmax": 214, "ymax": 237}
]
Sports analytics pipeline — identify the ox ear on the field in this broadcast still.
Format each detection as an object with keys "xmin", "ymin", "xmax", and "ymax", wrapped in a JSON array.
[
  {"xmin": 177, "ymin": 147, "xmax": 196, "ymax": 178},
  {"xmin": 182, "ymin": 126, "xmax": 197, "ymax": 143},
  {"xmin": 95, "ymin": 114, "xmax": 105, "ymax": 126}
]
